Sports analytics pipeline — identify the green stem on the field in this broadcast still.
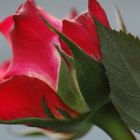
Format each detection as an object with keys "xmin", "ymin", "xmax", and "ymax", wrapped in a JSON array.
[{"xmin": 91, "ymin": 103, "xmax": 137, "ymax": 140}]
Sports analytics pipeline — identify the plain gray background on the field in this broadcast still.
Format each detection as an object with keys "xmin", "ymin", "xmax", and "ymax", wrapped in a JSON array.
[{"xmin": 0, "ymin": 0, "xmax": 140, "ymax": 140}]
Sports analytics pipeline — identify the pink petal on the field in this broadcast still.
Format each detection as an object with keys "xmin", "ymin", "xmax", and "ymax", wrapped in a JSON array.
[
  {"xmin": 2, "ymin": 0, "xmax": 61, "ymax": 90},
  {"xmin": 0, "ymin": 76, "xmax": 77, "ymax": 121}
]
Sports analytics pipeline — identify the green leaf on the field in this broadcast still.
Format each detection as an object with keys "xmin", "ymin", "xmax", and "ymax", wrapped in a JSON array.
[
  {"xmin": 95, "ymin": 19, "xmax": 140, "ymax": 132},
  {"xmin": 57, "ymin": 47, "xmax": 90, "ymax": 113},
  {"xmin": 41, "ymin": 16, "xmax": 110, "ymax": 112}
]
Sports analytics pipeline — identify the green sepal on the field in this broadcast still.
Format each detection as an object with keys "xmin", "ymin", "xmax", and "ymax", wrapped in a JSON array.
[
  {"xmin": 41, "ymin": 16, "xmax": 110, "ymax": 113},
  {"xmin": 17, "ymin": 131, "xmax": 46, "ymax": 137},
  {"xmin": 3, "ymin": 103, "xmax": 135, "ymax": 140},
  {"xmin": 56, "ymin": 46, "xmax": 90, "ymax": 113},
  {"xmin": 42, "ymin": 97, "xmax": 55, "ymax": 119},
  {"xmin": 0, "ymin": 113, "xmax": 92, "ymax": 133},
  {"xmin": 57, "ymin": 107, "xmax": 73, "ymax": 120},
  {"xmin": 95, "ymin": 18, "xmax": 140, "ymax": 133}
]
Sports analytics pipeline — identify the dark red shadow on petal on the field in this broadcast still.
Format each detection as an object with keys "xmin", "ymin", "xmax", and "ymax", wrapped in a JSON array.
[{"xmin": 0, "ymin": 76, "xmax": 77, "ymax": 121}]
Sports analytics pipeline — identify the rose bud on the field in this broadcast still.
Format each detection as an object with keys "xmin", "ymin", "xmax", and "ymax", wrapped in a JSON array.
[
  {"xmin": 0, "ymin": 0, "xmax": 110, "ymax": 139},
  {"xmin": 61, "ymin": 0, "xmax": 110, "ymax": 60}
]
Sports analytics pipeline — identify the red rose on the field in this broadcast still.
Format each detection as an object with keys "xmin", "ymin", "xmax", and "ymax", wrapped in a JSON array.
[
  {"xmin": 0, "ymin": 0, "xmax": 109, "ymax": 122},
  {"xmin": 61, "ymin": 0, "xmax": 110, "ymax": 60}
]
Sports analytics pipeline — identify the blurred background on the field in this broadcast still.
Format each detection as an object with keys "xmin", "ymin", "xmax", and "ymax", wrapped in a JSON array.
[{"xmin": 0, "ymin": 0, "xmax": 140, "ymax": 140}]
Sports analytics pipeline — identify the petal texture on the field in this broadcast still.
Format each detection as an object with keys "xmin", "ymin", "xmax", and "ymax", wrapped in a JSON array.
[
  {"xmin": 61, "ymin": 13, "xmax": 101, "ymax": 59},
  {"xmin": 61, "ymin": 0, "xmax": 110, "ymax": 59},
  {"xmin": 2, "ymin": 0, "xmax": 61, "ymax": 90},
  {"xmin": 0, "ymin": 0, "xmax": 78, "ymax": 122},
  {"xmin": 0, "ymin": 76, "xmax": 77, "ymax": 121}
]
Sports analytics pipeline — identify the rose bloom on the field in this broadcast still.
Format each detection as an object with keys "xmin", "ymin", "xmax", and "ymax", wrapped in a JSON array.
[{"xmin": 0, "ymin": 0, "xmax": 109, "ymax": 138}]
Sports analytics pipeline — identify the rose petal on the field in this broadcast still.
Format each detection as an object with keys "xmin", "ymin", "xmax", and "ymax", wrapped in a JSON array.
[
  {"xmin": 2, "ymin": 0, "xmax": 61, "ymax": 90},
  {"xmin": 0, "ymin": 61, "xmax": 10, "ymax": 80},
  {"xmin": 88, "ymin": 0, "xmax": 110, "ymax": 28},
  {"xmin": 61, "ymin": 0, "xmax": 110, "ymax": 59},
  {"xmin": 0, "ymin": 76, "xmax": 77, "ymax": 121},
  {"xmin": 0, "ymin": 16, "xmax": 13, "ymax": 43},
  {"xmin": 61, "ymin": 13, "xmax": 101, "ymax": 59},
  {"xmin": 68, "ymin": 8, "xmax": 78, "ymax": 19}
]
